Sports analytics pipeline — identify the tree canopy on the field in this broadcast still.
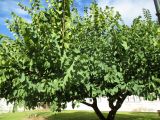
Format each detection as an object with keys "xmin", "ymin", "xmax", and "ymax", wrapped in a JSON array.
[{"xmin": 0, "ymin": 0, "xmax": 160, "ymax": 120}]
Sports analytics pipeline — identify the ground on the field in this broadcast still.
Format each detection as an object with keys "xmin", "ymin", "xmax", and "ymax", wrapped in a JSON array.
[{"xmin": 0, "ymin": 110, "xmax": 159, "ymax": 120}]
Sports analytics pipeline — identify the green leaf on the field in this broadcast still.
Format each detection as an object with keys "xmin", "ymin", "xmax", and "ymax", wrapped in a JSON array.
[
  {"xmin": 122, "ymin": 41, "xmax": 129, "ymax": 50},
  {"xmin": 21, "ymin": 73, "xmax": 25, "ymax": 82}
]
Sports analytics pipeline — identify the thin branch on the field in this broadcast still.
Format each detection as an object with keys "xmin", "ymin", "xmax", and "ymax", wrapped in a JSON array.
[{"xmin": 81, "ymin": 101, "xmax": 93, "ymax": 107}]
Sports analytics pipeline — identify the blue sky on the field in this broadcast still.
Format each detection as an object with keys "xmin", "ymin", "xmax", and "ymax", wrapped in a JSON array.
[{"xmin": 0, "ymin": 0, "xmax": 157, "ymax": 38}]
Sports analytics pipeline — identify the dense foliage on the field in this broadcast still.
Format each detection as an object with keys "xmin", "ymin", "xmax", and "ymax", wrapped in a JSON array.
[{"xmin": 0, "ymin": 0, "xmax": 160, "ymax": 120}]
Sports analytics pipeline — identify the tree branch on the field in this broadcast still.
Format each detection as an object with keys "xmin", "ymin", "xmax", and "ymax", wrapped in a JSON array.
[
  {"xmin": 81, "ymin": 101, "xmax": 93, "ymax": 107},
  {"xmin": 109, "ymin": 99, "xmax": 115, "ymax": 109},
  {"xmin": 82, "ymin": 98, "xmax": 98, "ymax": 107},
  {"xmin": 92, "ymin": 97, "xmax": 97, "ymax": 106}
]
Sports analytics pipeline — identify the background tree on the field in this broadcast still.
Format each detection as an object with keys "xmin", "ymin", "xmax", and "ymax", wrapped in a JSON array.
[
  {"xmin": 0, "ymin": 0, "xmax": 72, "ymax": 109},
  {"xmin": 0, "ymin": 1, "xmax": 160, "ymax": 120}
]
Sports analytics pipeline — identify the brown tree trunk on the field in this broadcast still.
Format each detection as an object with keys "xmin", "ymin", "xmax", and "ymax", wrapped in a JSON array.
[
  {"xmin": 82, "ymin": 92, "xmax": 128, "ymax": 120},
  {"xmin": 92, "ymin": 98, "xmax": 106, "ymax": 120},
  {"xmin": 82, "ymin": 98, "xmax": 106, "ymax": 120},
  {"xmin": 106, "ymin": 92, "xmax": 128, "ymax": 120},
  {"xmin": 93, "ymin": 106, "xmax": 106, "ymax": 120},
  {"xmin": 106, "ymin": 109, "xmax": 117, "ymax": 120}
]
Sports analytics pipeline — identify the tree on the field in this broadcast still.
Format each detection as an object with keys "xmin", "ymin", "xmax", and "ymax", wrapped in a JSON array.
[
  {"xmin": 0, "ymin": 1, "xmax": 160, "ymax": 120},
  {"xmin": 65, "ymin": 5, "xmax": 160, "ymax": 120},
  {"xmin": 0, "ymin": 0, "xmax": 72, "ymax": 109}
]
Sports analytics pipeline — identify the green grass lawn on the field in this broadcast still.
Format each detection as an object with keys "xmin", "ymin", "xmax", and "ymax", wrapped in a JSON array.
[{"xmin": 0, "ymin": 110, "xmax": 159, "ymax": 120}]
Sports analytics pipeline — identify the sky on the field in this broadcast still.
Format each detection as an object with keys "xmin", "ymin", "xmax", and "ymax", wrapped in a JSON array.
[{"xmin": 0, "ymin": 0, "xmax": 157, "ymax": 38}]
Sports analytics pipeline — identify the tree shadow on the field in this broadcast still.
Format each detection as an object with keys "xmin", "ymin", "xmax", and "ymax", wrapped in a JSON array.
[
  {"xmin": 46, "ymin": 111, "xmax": 98, "ymax": 120},
  {"xmin": 44, "ymin": 111, "xmax": 160, "ymax": 120}
]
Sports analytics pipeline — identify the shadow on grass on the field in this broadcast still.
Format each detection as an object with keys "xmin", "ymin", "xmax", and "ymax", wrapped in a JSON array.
[
  {"xmin": 46, "ymin": 111, "xmax": 98, "ymax": 120},
  {"xmin": 40, "ymin": 111, "xmax": 159, "ymax": 120},
  {"xmin": 0, "ymin": 111, "xmax": 159, "ymax": 120}
]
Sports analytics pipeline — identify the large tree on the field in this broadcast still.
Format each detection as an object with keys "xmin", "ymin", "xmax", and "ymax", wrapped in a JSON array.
[
  {"xmin": 65, "ymin": 6, "xmax": 160, "ymax": 120},
  {"xmin": 0, "ymin": 0, "xmax": 160, "ymax": 120}
]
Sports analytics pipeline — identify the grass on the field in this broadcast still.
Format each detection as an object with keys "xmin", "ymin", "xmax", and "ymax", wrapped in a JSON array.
[{"xmin": 0, "ymin": 110, "xmax": 159, "ymax": 120}]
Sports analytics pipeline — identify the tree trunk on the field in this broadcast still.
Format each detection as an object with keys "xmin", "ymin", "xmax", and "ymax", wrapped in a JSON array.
[
  {"xmin": 106, "ymin": 109, "xmax": 117, "ymax": 120},
  {"xmin": 12, "ymin": 102, "xmax": 18, "ymax": 113},
  {"xmin": 92, "ymin": 103, "xmax": 106, "ymax": 120},
  {"xmin": 82, "ymin": 98, "xmax": 106, "ymax": 120},
  {"xmin": 106, "ymin": 92, "xmax": 128, "ymax": 120},
  {"xmin": 82, "ymin": 92, "xmax": 128, "ymax": 120}
]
